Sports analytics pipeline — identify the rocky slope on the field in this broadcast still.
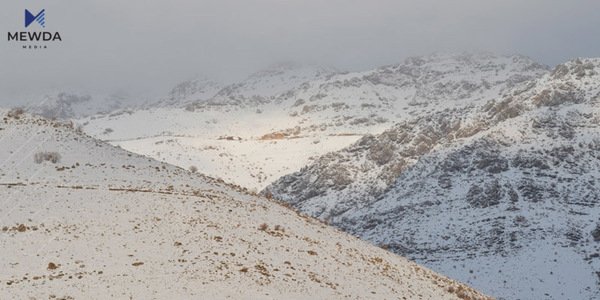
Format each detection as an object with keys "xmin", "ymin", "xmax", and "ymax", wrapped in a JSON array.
[
  {"xmin": 0, "ymin": 110, "xmax": 490, "ymax": 299},
  {"xmin": 265, "ymin": 58, "xmax": 600, "ymax": 299}
]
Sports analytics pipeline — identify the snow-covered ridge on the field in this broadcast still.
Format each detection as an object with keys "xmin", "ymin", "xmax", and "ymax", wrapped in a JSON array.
[
  {"xmin": 200, "ymin": 62, "xmax": 339, "ymax": 107},
  {"xmin": 275, "ymin": 52, "xmax": 548, "ymax": 106},
  {"xmin": 0, "ymin": 110, "xmax": 490, "ymax": 299},
  {"xmin": 265, "ymin": 57, "xmax": 600, "ymax": 299}
]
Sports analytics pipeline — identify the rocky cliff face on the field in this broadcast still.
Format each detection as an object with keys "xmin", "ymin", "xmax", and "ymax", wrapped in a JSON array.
[{"xmin": 265, "ymin": 58, "xmax": 600, "ymax": 299}]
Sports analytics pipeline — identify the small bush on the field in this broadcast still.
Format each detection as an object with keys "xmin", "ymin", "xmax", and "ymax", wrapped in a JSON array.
[
  {"xmin": 263, "ymin": 191, "xmax": 273, "ymax": 200},
  {"xmin": 34, "ymin": 152, "xmax": 62, "ymax": 164},
  {"xmin": 189, "ymin": 166, "xmax": 198, "ymax": 173},
  {"xmin": 592, "ymin": 224, "xmax": 600, "ymax": 242},
  {"xmin": 7, "ymin": 109, "xmax": 24, "ymax": 119},
  {"xmin": 67, "ymin": 121, "xmax": 84, "ymax": 134},
  {"xmin": 258, "ymin": 223, "xmax": 269, "ymax": 231}
]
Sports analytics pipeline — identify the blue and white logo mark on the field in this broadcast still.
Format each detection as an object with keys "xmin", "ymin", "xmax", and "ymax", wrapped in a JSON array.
[
  {"xmin": 8, "ymin": 8, "xmax": 62, "ymax": 49},
  {"xmin": 25, "ymin": 9, "xmax": 45, "ymax": 28}
]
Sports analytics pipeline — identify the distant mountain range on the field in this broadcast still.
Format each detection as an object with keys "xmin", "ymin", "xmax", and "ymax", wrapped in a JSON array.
[{"xmin": 76, "ymin": 52, "xmax": 548, "ymax": 191}]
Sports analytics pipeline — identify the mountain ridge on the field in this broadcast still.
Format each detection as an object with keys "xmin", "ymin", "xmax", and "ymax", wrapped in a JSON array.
[{"xmin": 265, "ymin": 57, "xmax": 600, "ymax": 299}]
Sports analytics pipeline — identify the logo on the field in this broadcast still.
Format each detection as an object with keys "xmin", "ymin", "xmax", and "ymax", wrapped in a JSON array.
[
  {"xmin": 7, "ymin": 9, "xmax": 62, "ymax": 49},
  {"xmin": 25, "ymin": 9, "xmax": 45, "ymax": 28}
]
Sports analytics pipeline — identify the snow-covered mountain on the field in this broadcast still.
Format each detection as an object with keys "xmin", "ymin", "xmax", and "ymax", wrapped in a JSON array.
[
  {"xmin": 265, "ymin": 57, "xmax": 600, "ymax": 299},
  {"xmin": 198, "ymin": 62, "xmax": 339, "ymax": 107},
  {"xmin": 0, "ymin": 110, "xmax": 490, "ymax": 299},
  {"xmin": 78, "ymin": 52, "xmax": 549, "ymax": 191}
]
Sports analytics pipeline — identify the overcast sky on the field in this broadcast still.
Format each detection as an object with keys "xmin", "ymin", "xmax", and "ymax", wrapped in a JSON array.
[{"xmin": 1, "ymin": 0, "xmax": 600, "ymax": 102}]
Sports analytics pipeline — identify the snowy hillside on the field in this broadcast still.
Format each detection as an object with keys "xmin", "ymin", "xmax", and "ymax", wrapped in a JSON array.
[
  {"xmin": 78, "ymin": 53, "xmax": 548, "ymax": 190},
  {"xmin": 266, "ymin": 58, "xmax": 600, "ymax": 299},
  {"xmin": 0, "ymin": 110, "xmax": 490, "ymax": 299}
]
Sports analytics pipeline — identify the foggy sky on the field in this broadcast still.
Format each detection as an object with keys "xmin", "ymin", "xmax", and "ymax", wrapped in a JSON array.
[{"xmin": 1, "ymin": 0, "xmax": 600, "ymax": 103}]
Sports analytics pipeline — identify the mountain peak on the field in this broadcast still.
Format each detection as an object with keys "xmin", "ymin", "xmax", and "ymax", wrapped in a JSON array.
[{"xmin": 549, "ymin": 57, "xmax": 599, "ymax": 80}]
